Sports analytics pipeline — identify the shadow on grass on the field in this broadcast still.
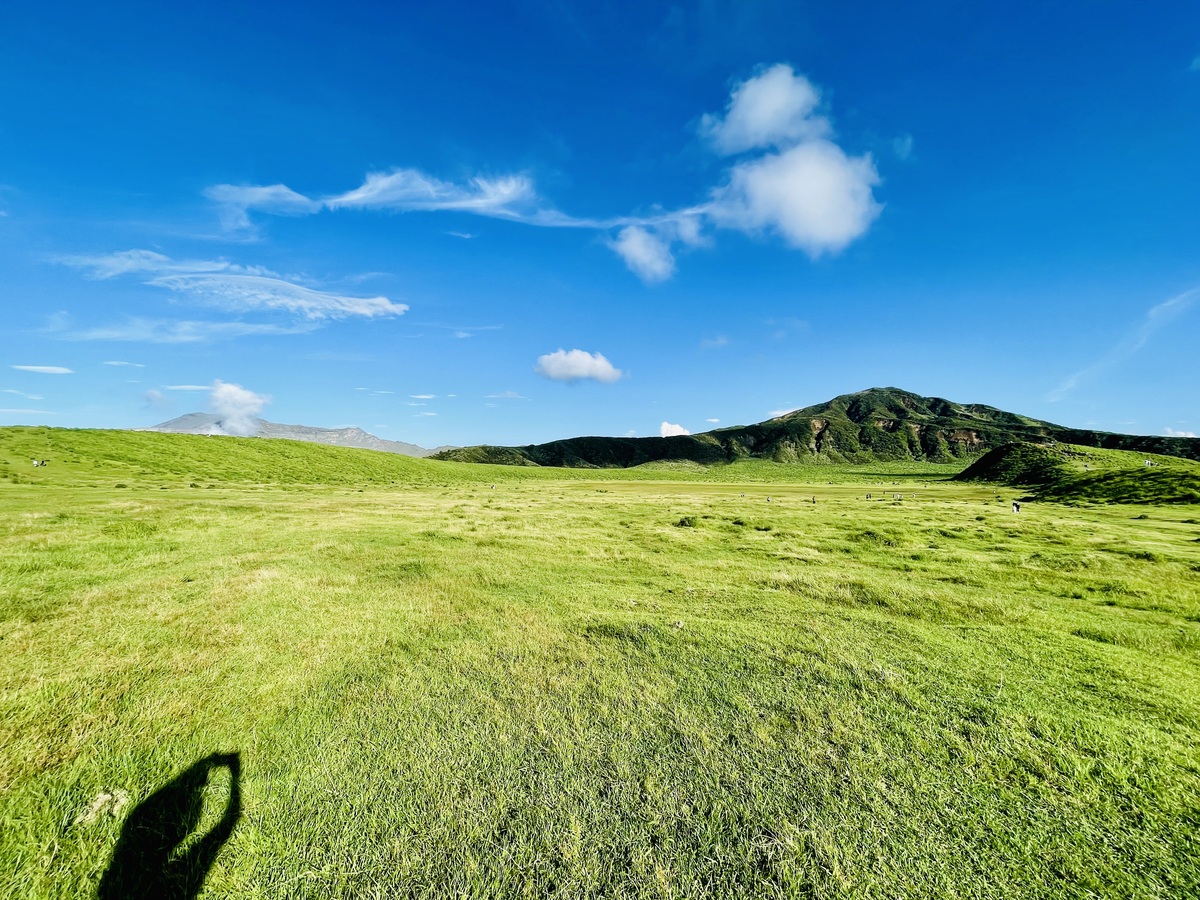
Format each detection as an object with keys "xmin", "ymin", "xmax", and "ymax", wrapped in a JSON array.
[{"xmin": 98, "ymin": 752, "xmax": 241, "ymax": 900}]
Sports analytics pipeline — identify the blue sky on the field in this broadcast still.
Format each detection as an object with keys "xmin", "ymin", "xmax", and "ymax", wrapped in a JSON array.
[{"xmin": 2, "ymin": 1, "xmax": 1198, "ymax": 446}]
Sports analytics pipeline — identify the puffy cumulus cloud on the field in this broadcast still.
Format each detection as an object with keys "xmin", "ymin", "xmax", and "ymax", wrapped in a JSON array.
[
  {"xmin": 611, "ymin": 226, "xmax": 675, "ymax": 282},
  {"xmin": 708, "ymin": 141, "xmax": 881, "ymax": 256},
  {"xmin": 1165, "ymin": 427, "xmax": 1197, "ymax": 438},
  {"xmin": 700, "ymin": 64, "xmax": 830, "ymax": 155},
  {"xmin": 535, "ymin": 349, "xmax": 623, "ymax": 383},
  {"xmin": 660, "ymin": 421, "xmax": 690, "ymax": 437},
  {"xmin": 211, "ymin": 380, "xmax": 269, "ymax": 436}
]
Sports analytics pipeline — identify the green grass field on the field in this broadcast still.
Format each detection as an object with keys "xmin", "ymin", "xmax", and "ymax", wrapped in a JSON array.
[{"xmin": 2, "ymin": 429, "xmax": 1198, "ymax": 898}]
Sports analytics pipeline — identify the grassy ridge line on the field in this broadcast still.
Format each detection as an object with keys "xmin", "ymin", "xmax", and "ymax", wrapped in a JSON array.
[
  {"xmin": 958, "ymin": 442, "xmax": 1200, "ymax": 504},
  {"xmin": 0, "ymin": 427, "xmax": 965, "ymax": 488}
]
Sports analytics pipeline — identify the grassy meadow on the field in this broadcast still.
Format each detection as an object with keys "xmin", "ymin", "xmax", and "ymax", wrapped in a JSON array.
[{"xmin": 2, "ymin": 428, "xmax": 1198, "ymax": 898}]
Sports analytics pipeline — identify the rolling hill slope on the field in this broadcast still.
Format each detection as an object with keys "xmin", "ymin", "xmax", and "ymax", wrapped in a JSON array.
[{"xmin": 956, "ymin": 442, "xmax": 1200, "ymax": 504}]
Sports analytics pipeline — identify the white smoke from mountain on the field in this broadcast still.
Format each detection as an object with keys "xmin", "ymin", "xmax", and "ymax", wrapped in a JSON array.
[{"xmin": 211, "ymin": 380, "xmax": 269, "ymax": 436}]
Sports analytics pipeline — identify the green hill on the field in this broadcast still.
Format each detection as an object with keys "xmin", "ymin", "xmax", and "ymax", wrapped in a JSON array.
[
  {"xmin": 0, "ymin": 426, "xmax": 495, "ymax": 488},
  {"xmin": 435, "ymin": 387, "xmax": 1200, "ymax": 469},
  {"xmin": 956, "ymin": 441, "xmax": 1200, "ymax": 504}
]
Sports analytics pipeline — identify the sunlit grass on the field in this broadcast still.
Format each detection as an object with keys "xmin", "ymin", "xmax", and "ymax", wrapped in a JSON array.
[{"xmin": 1, "ymin": 429, "xmax": 1198, "ymax": 898}]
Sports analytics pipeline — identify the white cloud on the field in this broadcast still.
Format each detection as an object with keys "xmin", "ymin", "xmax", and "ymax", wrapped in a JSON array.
[
  {"xmin": 143, "ymin": 389, "xmax": 169, "ymax": 408},
  {"xmin": 701, "ymin": 335, "xmax": 729, "ymax": 348},
  {"xmin": 706, "ymin": 418, "xmax": 720, "ymax": 423},
  {"xmin": 11, "ymin": 365, "xmax": 73, "ymax": 374},
  {"xmin": 486, "ymin": 391, "xmax": 527, "ymax": 399},
  {"xmin": 1165, "ymin": 427, "xmax": 1198, "ymax": 438},
  {"xmin": 410, "ymin": 394, "xmax": 436, "ymax": 399},
  {"xmin": 535, "ymin": 349, "xmax": 624, "ymax": 383},
  {"xmin": 700, "ymin": 63, "xmax": 830, "ymax": 155},
  {"xmin": 893, "ymin": 134, "xmax": 914, "ymax": 160},
  {"xmin": 66, "ymin": 318, "xmax": 316, "ymax": 343},
  {"xmin": 0, "ymin": 408, "xmax": 53, "ymax": 415},
  {"xmin": 326, "ymin": 170, "xmax": 535, "ymax": 218},
  {"xmin": 166, "ymin": 384, "xmax": 210, "ymax": 391},
  {"xmin": 59, "ymin": 251, "xmax": 405, "ymax": 329},
  {"xmin": 660, "ymin": 421, "xmax": 690, "ymax": 437},
  {"xmin": 769, "ymin": 408, "xmax": 797, "ymax": 418},
  {"xmin": 1, "ymin": 389, "xmax": 44, "ymax": 400},
  {"xmin": 204, "ymin": 64, "xmax": 882, "ymax": 282},
  {"xmin": 149, "ymin": 273, "xmax": 406, "ymax": 320},
  {"xmin": 1049, "ymin": 287, "xmax": 1198, "ymax": 401},
  {"xmin": 414, "ymin": 411, "xmax": 438, "ymax": 417},
  {"xmin": 211, "ymin": 380, "xmax": 269, "ymax": 436},
  {"xmin": 708, "ymin": 140, "xmax": 881, "ymax": 256},
  {"xmin": 204, "ymin": 183, "xmax": 320, "ymax": 230},
  {"xmin": 611, "ymin": 226, "xmax": 675, "ymax": 282},
  {"xmin": 104, "ymin": 360, "xmax": 144, "ymax": 367}
]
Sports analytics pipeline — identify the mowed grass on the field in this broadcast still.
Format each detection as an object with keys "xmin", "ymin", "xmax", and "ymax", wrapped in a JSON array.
[{"xmin": 1, "ymin": 432, "xmax": 1199, "ymax": 898}]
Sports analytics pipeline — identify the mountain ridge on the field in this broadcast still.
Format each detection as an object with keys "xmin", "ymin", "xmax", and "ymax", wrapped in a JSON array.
[
  {"xmin": 144, "ymin": 413, "xmax": 453, "ymax": 458},
  {"xmin": 434, "ymin": 387, "xmax": 1200, "ymax": 468}
]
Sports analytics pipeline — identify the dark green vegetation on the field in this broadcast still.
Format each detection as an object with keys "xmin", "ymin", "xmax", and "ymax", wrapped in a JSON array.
[
  {"xmin": 3, "ymin": 427, "xmax": 1199, "ymax": 898},
  {"xmin": 959, "ymin": 442, "xmax": 1200, "ymax": 505},
  {"xmin": 435, "ymin": 387, "xmax": 1200, "ymax": 468}
]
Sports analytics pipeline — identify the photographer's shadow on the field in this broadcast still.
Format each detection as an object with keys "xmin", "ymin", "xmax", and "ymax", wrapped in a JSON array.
[{"xmin": 98, "ymin": 752, "xmax": 241, "ymax": 900}]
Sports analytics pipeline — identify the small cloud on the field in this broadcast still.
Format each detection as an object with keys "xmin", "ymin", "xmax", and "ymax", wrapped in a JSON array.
[
  {"xmin": 624, "ymin": 429, "xmax": 637, "ymax": 437},
  {"xmin": 1, "ymin": 389, "xmax": 44, "ymax": 400},
  {"xmin": 64, "ymin": 318, "xmax": 318, "ymax": 344},
  {"xmin": 535, "ymin": 349, "xmax": 624, "ymax": 383},
  {"xmin": 166, "ymin": 384, "xmax": 210, "ymax": 391},
  {"xmin": 706, "ymin": 418, "xmax": 720, "ymax": 423},
  {"xmin": 445, "ymin": 231, "xmax": 475, "ymax": 239},
  {"xmin": 371, "ymin": 390, "xmax": 394, "ymax": 395},
  {"xmin": 211, "ymin": 380, "xmax": 269, "ymax": 436},
  {"xmin": 454, "ymin": 331, "xmax": 472, "ymax": 339},
  {"xmin": 700, "ymin": 335, "xmax": 729, "ymax": 349},
  {"xmin": 104, "ymin": 360, "xmax": 145, "ymax": 367},
  {"xmin": 660, "ymin": 421, "xmax": 690, "ymax": 437},
  {"xmin": 404, "ymin": 402, "xmax": 426, "ymax": 407},
  {"xmin": 414, "ymin": 411, "xmax": 438, "ymax": 417},
  {"xmin": 1191, "ymin": 56, "xmax": 1200, "ymax": 72},
  {"xmin": 1165, "ymin": 427, "xmax": 1198, "ymax": 438},
  {"xmin": 143, "ymin": 389, "xmax": 169, "ymax": 408},
  {"xmin": 611, "ymin": 226, "xmax": 675, "ymax": 283},
  {"xmin": 11, "ymin": 365, "xmax": 73, "ymax": 374},
  {"xmin": 0, "ymin": 408, "xmax": 54, "ymax": 415},
  {"xmin": 892, "ymin": 134, "xmax": 914, "ymax": 160},
  {"xmin": 700, "ymin": 63, "xmax": 830, "ymax": 155},
  {"xmin": 410, "ymin": 394, "xmax": 436, "ymax": 400},
  {"xmin": 486, "ymin": 391, "xmax": 527, "ymax": 399},
  {"xmin": 769, "ymin": 408, "xmax": 796, "ymax": 418}
]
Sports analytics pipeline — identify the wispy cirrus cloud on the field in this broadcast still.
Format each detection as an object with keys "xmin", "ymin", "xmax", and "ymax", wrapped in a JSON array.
[
  {"xmin": 55, "ymin": 250, "xmax": 406, "ymax": 342},
  {"xmin": 1048, "ymin": 287, "xmax": 1198, "ymax": 401},
  {"xmin": 205, "ymin": 64, "xmax": 883, "ymax": 284},
  {"xmin": 11, "ymin": 365, "xmax": 73, "ymax": 374},
  {"xmin": 103, "ymin": 360, "xmax": 144, "ymax": 367},
  {"xmin": 2, "ymin": 388, "xmax": 45, "ymax": 399},
  {"xmin": 65, "ymin": 318, "xmax": 317, "ymax": 344}
]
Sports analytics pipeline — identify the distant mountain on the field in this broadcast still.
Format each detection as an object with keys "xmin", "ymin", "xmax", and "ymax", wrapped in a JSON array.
[
  {"xmin": 145, "ymin": 413, "xmax": 453, "ymax": 458},
  {"xmin": 433, "ymin": 387, "xmax": 1200, "ymax": 468}
]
